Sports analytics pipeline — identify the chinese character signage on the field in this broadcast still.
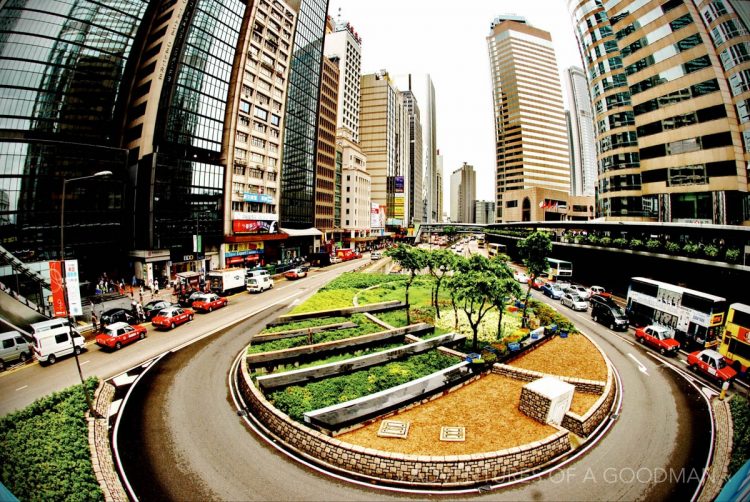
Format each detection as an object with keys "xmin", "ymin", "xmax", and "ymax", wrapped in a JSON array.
[
  {"xmin": 64, "ymin": 260, "xmax": 82, "ymax": 316},
  {"xmin": 232, "ymin": 219, "xmax": 278, "ymax": 234},
  {"xmin": 243, "ymin": 193, "xmax": 274, "ymax": 204},
  {"xmin": 49, "ymin": 261, "xmax": 67, "ymax": 318}
]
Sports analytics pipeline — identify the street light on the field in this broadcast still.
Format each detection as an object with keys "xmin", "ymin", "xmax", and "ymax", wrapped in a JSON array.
[{"xmin": 60, "ymin": 170, "xmax": 112, "ymax": 419}]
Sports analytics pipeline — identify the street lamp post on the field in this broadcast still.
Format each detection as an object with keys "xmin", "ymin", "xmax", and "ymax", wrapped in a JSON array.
[{"xmin": 60, "ymin": 170, "xmax": 112, "ymax": 419}]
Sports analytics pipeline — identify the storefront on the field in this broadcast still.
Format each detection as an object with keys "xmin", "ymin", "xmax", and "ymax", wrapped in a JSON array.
[
  {"xmin": 169, "ymin": 247, "xmax": 212, "ymax": 286},
  {"xmin": 129, "ymin": 249, "xmax": 170, "ymax": 288},
  {"xmin": 224, "ymin": 241, "xmax": 265, "ymax": 269}
]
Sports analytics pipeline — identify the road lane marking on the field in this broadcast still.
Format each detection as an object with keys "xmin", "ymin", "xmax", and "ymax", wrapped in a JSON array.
[
  {"xmin": 80, "ymin": 360, "xmax": 90, "ymax": 366},
  {"xmin": 15, "ymin": 385, "xmax": 27, "ymax": 391},
  {"xmin": 628, "ymin": 353, "xmax": 649, "ymax": 375}
]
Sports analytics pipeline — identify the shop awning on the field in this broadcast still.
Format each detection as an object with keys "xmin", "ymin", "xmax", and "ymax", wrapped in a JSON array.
[{"xmin": 280, "ymin": 227, "xmax": 323, "ymax": 237}]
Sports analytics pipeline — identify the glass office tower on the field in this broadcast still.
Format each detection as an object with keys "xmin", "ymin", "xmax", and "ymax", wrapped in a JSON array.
[
  {"xmin": 0, "ymin": 0, "xmax": 149, "ymax": 277},
  {"xmin": 280, "ymin": 0, "xmax": 329, "ymax": 229}
]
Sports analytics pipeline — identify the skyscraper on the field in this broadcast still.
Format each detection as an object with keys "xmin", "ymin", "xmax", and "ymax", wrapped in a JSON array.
[
  {"xmin": 324, "ymin": 17, "xmax": 362, "ymax": 142},
  {"xmin": 564, "ymin": 66, "xmax": 597, "ymax": 197},
  {"xmin": 450, "ymin": 162, "xmax": 476, "ymax": 223},
  {"xmin": 314, "ymin": 55, "xmax": 340, "ymax": 235},
  {"xmin": 487, "ymin": 15, "xmax": 571, "ymax": 222},
  {"xmin": 567, "ymin": 0, "xmax": 750, "ymax": 224},
  {"xmin": 401, "ymin": 90, "xmax": 424, "ymax": 226},
  {"xmin": 279, "ymin": 0, "xmax": 330, "ymax": 232},
  {"xmin": 436, "ymin": 151, "xmax": 444, "ymax": 222}
]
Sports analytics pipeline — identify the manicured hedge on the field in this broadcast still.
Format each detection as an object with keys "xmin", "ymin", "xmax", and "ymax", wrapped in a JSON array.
[
  {"xmin": 0, "ymin": 378, "xmax": 102, "ymax": 502},
  {"xmin": 261, "ymin": 316, "xmax": 350, "ymax": 334},
  {"xmin": 320, "ymin": 272, "xmax": 406, "ymax": 291},
  {"xmin": 730, "ymin": 395, "xmax": 750, "ymax": 475},
  {"xmin": 269, "ymin": 351, "xmax": 457, "ymax": 421}
]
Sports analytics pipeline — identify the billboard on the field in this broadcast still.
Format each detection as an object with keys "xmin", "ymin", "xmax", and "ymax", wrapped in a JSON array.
[
  {"xmin": 370, "ymin": 203, "xmax": 381, "ymax": 228},
  {"xmin": 243, "ymin": 192, "xmax": 274, "ymax": 204},
  {"xmin": 232, "ymin": 219, "xmax": 278, "ymax": 234},
  {"xmin": 49, "ymin": 261, "xmax": 67, "ymax": 318},
  {"xmin": 394, "ymin": 176, "xmax": 404, "ymax": 193},
  {"xmin": 393, "ymin": 194, "xmax": 405, "ymax": 219},
  {"xmin": 64, "ymin": 260, "xmax": 83, "ymax": 316}
]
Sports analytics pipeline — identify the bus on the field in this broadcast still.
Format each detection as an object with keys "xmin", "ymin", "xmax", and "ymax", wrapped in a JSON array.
[
  {"xmin": 545, "ymin": 258, "xmax": 573, "ymax": 280},
  {"xmin": 718, "ymin": 303, "xmax": 750, "ymax": 375},
  {"xmin": 626, "ymin": 277, "xmax": 726, "ymax": 348},
  {"xmin": 487, "ymin": 243, "xmax": 507, "ymax": 258},
  {"xmin": 477, "ymin": 235, "xmax": 485, "ymax": 248}
]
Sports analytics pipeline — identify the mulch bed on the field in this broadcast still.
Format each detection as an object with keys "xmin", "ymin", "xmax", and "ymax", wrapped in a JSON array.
[{"xmin": 509, "ymin": 333, "xmax": 608, "ymax": 382}]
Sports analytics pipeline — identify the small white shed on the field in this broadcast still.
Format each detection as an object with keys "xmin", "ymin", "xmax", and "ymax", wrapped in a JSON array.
[{"xmin": 519, "ymin": 376, "xmax": 575, "ymax": 426}]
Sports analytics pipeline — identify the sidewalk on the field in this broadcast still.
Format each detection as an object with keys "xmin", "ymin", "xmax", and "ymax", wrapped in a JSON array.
[{"xmin": 79, "ymin": 287, "xmax": 177, "ymax": 339}]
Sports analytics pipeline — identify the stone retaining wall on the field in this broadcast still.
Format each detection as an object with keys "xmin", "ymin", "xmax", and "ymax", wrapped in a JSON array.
[
  {"xmin": 519, "ymin": 386, "xmax": 553, "ymax": 423},
  {"xmin": 88, "ymin": 381, "xmax": 128, "ymax": 502},
  {"xmin": 560, "ymin": 376, "xmax": 616, "ymax": 437},
  {"xmin": 238, "ymin": 358, "xmax": 572, "ymax": 486},
  {"xmin": 492, "ymin": 364, "xmax": 606, "ymax": 394}
]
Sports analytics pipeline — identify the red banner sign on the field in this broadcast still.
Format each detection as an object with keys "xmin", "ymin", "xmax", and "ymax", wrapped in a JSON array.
[
  {"xmin": 232, "ymin": 219, "xmax": 274, "ymax": 234},
  {"xmin": 49, "ymin": 261, "xmax": 67, "ymax": 318}
]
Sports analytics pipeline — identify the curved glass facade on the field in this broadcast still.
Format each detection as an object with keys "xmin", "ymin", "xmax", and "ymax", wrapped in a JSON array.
[
  {"xmin": 280, "ymin": 0, "xmax": 329, "ymax": 229},
  {"xmin": 0, "ymin": 0, "xmax": 148, "ymax": 271}
]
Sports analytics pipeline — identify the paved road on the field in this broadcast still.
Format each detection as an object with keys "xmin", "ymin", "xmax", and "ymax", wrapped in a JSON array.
[
  {"xmin": 116, "ymin": 248, "xmax": 714, "ymax": 500},
  {"xmin": 0, "ymin": 259, "xmax": 368, "ymax": 416}
]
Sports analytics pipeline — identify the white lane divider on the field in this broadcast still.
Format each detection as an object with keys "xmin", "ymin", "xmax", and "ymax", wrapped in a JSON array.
[
  {"xmin": 15, "ymin": 385, "xmax": 27, "ymax": 391},
  {"xmin": 628, "ymin": 353, "xmax": 649, "ymax": 376}
]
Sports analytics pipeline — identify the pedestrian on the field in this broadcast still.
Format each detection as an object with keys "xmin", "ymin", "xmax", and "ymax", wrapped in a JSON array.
[
  {"xmin": 91, "ymin": 312, "xmax": 98, "ymax": 333},
  {"xmin": 136, "ymin": 303, "xmax": 145, "ymax": 323},
  {"xmin": 153, "ymin": 279, "xmax": 159, "ymax": 295},
  {"xmin": 139, "ymin": 291, "xmax": 143, "ymax": 304}
]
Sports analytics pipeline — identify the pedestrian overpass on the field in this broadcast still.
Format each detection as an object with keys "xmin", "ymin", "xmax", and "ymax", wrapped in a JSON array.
[{"xmin": 414, "ymin": 223, "xmax": 488, "ymax": 242}]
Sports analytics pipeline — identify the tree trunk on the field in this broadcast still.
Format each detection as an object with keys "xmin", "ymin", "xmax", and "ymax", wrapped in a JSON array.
[
  {"xmin": 521, "ymin": 279, "xmax": 533, "ymax": 328},
  {"xmin": 451, "ymin": 295, "xmax": 458, "ymax": 329},
  {"xmin": 435, "ymin": 277, "xmax": 442, "ymax": 318},
  {"xmin": 496, "ymin": 305, "xmax": 503, "ymax": 340},
  {"xmin": 405, "ymin": 274, "xmax": 414, "ymax": 325}
]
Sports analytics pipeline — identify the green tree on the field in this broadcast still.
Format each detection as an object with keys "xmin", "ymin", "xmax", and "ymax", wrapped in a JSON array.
[
  {"xmin": 487, "ymin": 258, "xmax": 523, "ymax": 340},
  {"xmin": 443, "ymin": 225, "xmax": 457, "ymax": 244},
  {"xmin": 446, "ymin": 258, "xmax": 496, "ymax": 352},
  {"xmin": 518, "ymin": 231, "xmax": 552, "ymax": 328},
  {"xmin": 425, "ymin": 248, "xmax": 457, "ymax": 319},
  {"xmin": 385, "ymin": 244, "xmax": 427, "ymax": 325}
]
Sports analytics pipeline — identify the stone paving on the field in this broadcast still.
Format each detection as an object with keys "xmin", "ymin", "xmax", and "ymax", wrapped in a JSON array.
[
  {"xmin": 88, "ymin": 381, "xmax": 128, "ymax": 502},
  {"xmin": 698, "ymin": 396, "xmax": 733, "ymax": 502}
]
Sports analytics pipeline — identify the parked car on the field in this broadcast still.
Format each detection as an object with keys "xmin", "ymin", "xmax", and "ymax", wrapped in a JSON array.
[
  {"xmin": 564, "ymin": 284, "xmax": 588, "ymax": 297},
  {"xmin": 635, "ymin": 325, "xmax": 680, "ymax": 355},
  {"xmin": 151, "ymin": 306, "xmax": 194, "ymax": 330},
  {"xmin": 178, "ymin": 290, "xmax": 204, "ymax": 307},
  {"xmin": 192, "ymin": 293, "xmax": 228, "ymax": 313},
  {"xmin": 588, "ymin": 285, "xmax": 607, "ymax": 298},
  {"xmin": 371, "ymin": 251, "xmax": 382, "ymax": 260},
  {"xmin": 541, "ymin": 283, "xmax": 565, "ymax": 300},
  {"xmin": 590, "ymin": 294, "xmax": 628, "ymax": 331},
  {"xmin": 100, "ymin": 308, "xmax": 136, "ymax": 327},
  {"xmin": 143, "ymin": 300, "xmax": 174, "ymax": 320},
  {"xmin": 284, "ymin": 267, "xmax": 307, "ymax": 280},
  {"xmin": 528, "ymin": 277, "xmax": 545, "ymax": 290},
  {"xmin": 0, "ymin": 331, "xmax": 31, "ymax": 371},
  {"xmin": 561, "ymin": 292, "xmax": 589, "ymax": 311},
  {"xmin": 246, "ymin": 275, "xmax": 273, "ymax": 293},
  {"xmin": 687, "ymin": 349, "xmax": 737, "ymax": 384},
  {"xmin": 513, "ymin": 271, "xmax": 529, "ymax": 283},
  {"xmin": 95, "ymin": 322, "xmax": 147, "ymax": 350},
  {"xmin": 330, "ymin": 255, "xmax": 342, "ymax": 264}
]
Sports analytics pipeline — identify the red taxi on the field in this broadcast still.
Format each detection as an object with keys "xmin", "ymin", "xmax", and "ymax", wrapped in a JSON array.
[
  {"xmin": 95, "ymin": 322, "xmax": 147, "ymax": 350},
  {"xmin": 151, "ymin": 306, "xmax": 194, "ymax": 330},
  {"xmin": 635, "ymin": 325, "xmax": 680, "ymax": 356},
  {"xmin": 687, "ymin": 349, "xmax": 737, "ymax": 385},
  {"xmin": 192, "ymin": 293, "xmax": 228, "ymax": 313}
]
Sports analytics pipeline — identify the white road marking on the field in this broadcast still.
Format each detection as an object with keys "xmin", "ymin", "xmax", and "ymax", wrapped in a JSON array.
[
  {"xmin": 628, "ymin": 353, "xmax": 649, "ymax": 375},
  {"xmin": 15, "ymin": 385, "xmax": 27, "ymax": 391},
  {"xmin": 80, "ymin": 360, "xmax": 90, "ymax": 366}
]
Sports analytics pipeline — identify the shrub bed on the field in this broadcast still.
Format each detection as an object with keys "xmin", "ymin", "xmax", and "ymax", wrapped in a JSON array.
[
  {"xmin": 730, "ymin": 395, "xmax": 750, "ymax": 475},
  {"xmin": 0, "ymin": 378, "xmax": 102, "ymax": 502},
  {"xmin": 268, "ymin": 351, "xmax": 458, "ymax": 421},
  {"xmin": 260, "ymin": 316, "xmax": 350, "ymax": 334},
  {"xmin": 321, "ymin": 272, "xmax": 406, "ymax": 291},
  {"xmin": 248, "ymin": 315, "xmax": 381, "ymax": 354}
]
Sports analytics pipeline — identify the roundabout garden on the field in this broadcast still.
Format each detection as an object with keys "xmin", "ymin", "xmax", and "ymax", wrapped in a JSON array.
[{"xmin": 236, "ymin": 247, "xmax": 618, "ymax": 487}]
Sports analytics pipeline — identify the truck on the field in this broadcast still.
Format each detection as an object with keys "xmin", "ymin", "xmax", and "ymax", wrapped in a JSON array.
[
  {"xmin": 336, "ymin": 248, "xmax": 361, "ymax": 262},
  {"xmin": 207, "ymin": 268, "xmax": 246, "ymax": 296}
]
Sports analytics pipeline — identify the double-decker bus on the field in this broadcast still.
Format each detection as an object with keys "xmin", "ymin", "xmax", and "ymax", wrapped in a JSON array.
[
  {"xmin": 545, "ymin": 258, "xmax": 573, "ymax": 281},
  {"xmin": 626, "ymin": 277, "xmax": 726, "ymax": 348},
  {"xmin": 718, "ymin": 303, "xmax": 750, "ymax": 375},
  {"xmin": 487, "ymin": 243, "xmax": 506, "ymax": 258},
  {"xmin": 477, "ymin": 235, "xmax": 485, "ymax": 248}
]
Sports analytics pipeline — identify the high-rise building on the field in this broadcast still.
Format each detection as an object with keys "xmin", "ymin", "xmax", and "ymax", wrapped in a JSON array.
[
  {"xmin": 564, "ymin": 66, "xmax": 597, "ymax": 197},
  {"xmin": 436, "ymin": 151, "xmax": 444, "ymax": 222},
  {"xmin": 314, "ymin": 55, "xmax": 340, "ymax": 237},
  {"xmin": 0, "ymin": 0, "xmax": 150, "ymax": 283},
  {"xmin": 221, "ymin": 0, "xmax": 298, "ymax": 269},
  {"xmin": 393, "ymin": 74, "xmax": 437, "ymax": 222},
  {"xmin": 360, "ymin": 71, "xmax": 409, "ymax": 229},
  {"xmin": 450, "ymin": 162, "xmax": 477, "ymax": 223},
  {"xmin": 340, "ymin": 135, "xmax": 371, "ymax": 239},
  {"xmin": 487, "ymin": 15, "xmax": 571, "ymax": 222},
  {"xmin": 324, "ymin": 17, "xmax": 362, "ymax": 142},
  {"xmin": 279, "ymin": 0, "xmax": 329, "ymax": 237},
  {"xmin": 567, "ymin": 0, "xmax": 750, "ymax": 224},
  {"xmin": 401, "ymin": 90, "xmax": 424, "ymax": 226},
  {"xmin": 126, "ymin": 0, "xmax": 246, "ymax": 282},
  {"xmin": 474, "ymin": 200, "xmax": 497, "ymax": 224}
]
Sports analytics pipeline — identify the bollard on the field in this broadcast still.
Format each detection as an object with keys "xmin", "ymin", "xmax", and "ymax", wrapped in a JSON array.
[{"xmin": 719, "ymin": 380, "xmax": 730, "ymax": 401}]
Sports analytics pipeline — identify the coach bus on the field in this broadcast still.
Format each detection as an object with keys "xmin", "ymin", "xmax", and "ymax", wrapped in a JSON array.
[
  {"xmin": 718, "ymin": 303, "xmax": 750, "ymax": 376},
  {"xmin": 626, "ymin": 277, "xmax": 726, "ymax": 348},
  {"xmin": 487, "ymin": 243, "xmax": 507, "ymax": 258}
]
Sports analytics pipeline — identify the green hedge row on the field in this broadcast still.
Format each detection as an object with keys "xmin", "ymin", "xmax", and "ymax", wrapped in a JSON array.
[
  {"xmin": 261, "ymin": 316, "xmax": 350, "ymax": 334},
  {"xmin": 320, "ymin": 272, "xmax": 406, "ymax": 291},
  {"xmin": 269, "ymin": 351, "xmax": 457, "ymax": 421},
  {"xmin": 730, "ymin": 395, "xmax": 750, "ymax": 476},
  {"xmin": 529, "ymin": 300, "xmax": 579, "ymax": 334},
  {"xmin": 0, "ymin": 378, "xmax": 102, "ymax": 502}
]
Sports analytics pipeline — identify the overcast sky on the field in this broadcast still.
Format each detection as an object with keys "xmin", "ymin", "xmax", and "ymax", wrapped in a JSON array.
[{"xmin": 326, "ymin": 0, "xmax": 585, "ymax": 211}]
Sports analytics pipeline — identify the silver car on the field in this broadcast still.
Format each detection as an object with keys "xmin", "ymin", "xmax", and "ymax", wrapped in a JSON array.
[{"xmin": 561, "ymin": 292, "xmax": 589, "ymax": 311}]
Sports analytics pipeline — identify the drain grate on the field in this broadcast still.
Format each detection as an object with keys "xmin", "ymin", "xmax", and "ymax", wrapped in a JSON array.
[
  {"xmin": 440, "ymin": 426, "xmax": 466, "ymax": 442},
  {"xmin": 377, "ymin": 420, "xmax": 410, "ymax": 438}
]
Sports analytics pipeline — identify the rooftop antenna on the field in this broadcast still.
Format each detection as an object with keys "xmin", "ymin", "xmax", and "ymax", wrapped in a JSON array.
[{"xmin": 337, "ymin": 7, "xmax": 342, "ymax": 26}]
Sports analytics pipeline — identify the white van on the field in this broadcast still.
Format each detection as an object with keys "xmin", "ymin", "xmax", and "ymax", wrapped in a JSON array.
[
  {"xmin": 246, "ymin": 268, "xmax": 270, "ymax": 280},
  {"xmin": 0, "ymin": 331, "xmax": 31, "ymax": 371},
  {"xmin": 246, "ymin": 274, "xmax": 273, "ymax": 293},
  {"xmin": 30, "ymin": 318, "xmax": 85, "ymax": 365}
]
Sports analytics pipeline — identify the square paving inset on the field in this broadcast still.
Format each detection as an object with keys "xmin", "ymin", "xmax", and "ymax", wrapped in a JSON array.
[
  {"xmin": 377, "ymin": 420, "xmax": 410, "ymax": 438},
  {"xmin": 440, "ymin": 426, "xmax": 466, "ymax": 442}
]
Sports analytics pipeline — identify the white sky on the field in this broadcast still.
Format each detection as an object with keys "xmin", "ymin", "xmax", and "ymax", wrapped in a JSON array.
[{"xmin": 326, "ymin": 0, "xmax": 585, "ymax": 211}]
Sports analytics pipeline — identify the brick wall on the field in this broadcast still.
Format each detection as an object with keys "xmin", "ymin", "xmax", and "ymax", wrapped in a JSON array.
[
  {"xmin": 561, "ymin": 378, "xmax": 616, "ymax": 437},
  {"xmin": 519, "ymin": 386, "xmax": 553, "ymax": 423},
  {"xmin": 238, "ymin": 359, "xmax": 572, "ymax": 486},
  {"xmin": 492, "ymin": 364, "xmax": 606, "ymax": 394}
]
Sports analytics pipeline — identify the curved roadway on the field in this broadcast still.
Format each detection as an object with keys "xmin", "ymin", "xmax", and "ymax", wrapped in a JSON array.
[{"xmin": 117, "ymin": 270, "xmax": 713, "ymax": 501}]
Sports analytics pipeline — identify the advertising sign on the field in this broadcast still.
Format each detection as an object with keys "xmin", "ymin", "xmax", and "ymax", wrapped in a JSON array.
[
  {"xmin": 378, "ymin": 204, "xmax": 386, "ymax": 229},
  {"xmin": 243, "ymin": 192, "xmax": 274, "ymax": 204},
  {"xmin": 49, "ymin": 261, "xmax": 67, "ymax": 318},
  {"xmin": 394, "ymin": 176, "xmax": 404, "ymax": 193},
  {"xmin": 232, "ymin": 219, "xmax": 278, "ymax": 234},
  {"xmin": 64, "ymin": 260, "xmax": 83, "ymax": 316},
  {"xmin": 394, "ymin": 194, "xmax": 405, "ymax": 219},
  {"xmin": 370, "ymin": 203, "xmax": 381, "ymax": 228},
  {"xmin": 225, "ymin": 242, "xmax": 265, "ymax": 257}
]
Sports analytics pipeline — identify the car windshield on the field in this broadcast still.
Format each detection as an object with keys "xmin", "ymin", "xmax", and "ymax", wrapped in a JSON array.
[
  {"xmin": 157, "ymin": 309, "xmax": 171, "ymax": 317},
  {"xmin": 570, "ymin": 294, "xmax": 583, "ymax": 302},
  {"xmin": 717, "ymin": 358, "xmax": 727, "ymax": 369}
]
